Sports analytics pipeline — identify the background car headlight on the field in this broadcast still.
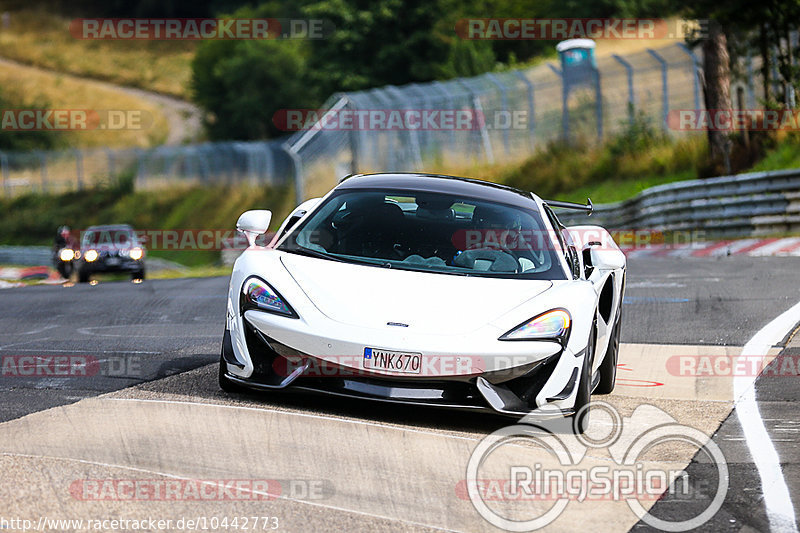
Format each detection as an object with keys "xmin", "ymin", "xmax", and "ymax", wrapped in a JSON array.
[
  {"xmin": 84, "ymin": 249, "xmax": 99, "ymax": 262},
  {"xmin": 129, "ymin": 247, "xmax": 144, "ymax": 261},
  {"xmin": 59, "ymin": 248, "xmax": 75, "ymax": 261},
  {"xmin": 242, "ymin": 277, "xmax": 297, "ymax": 318},
  {"xmin": 499, "ymin": 308, "xmax": 571, "ymax": 344}
]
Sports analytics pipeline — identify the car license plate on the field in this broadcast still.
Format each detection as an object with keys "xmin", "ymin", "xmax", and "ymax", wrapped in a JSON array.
[
  {"xmin": 106, "ymin": 257, "xmax": 120, "ymax": 266},
  {"xmin": 363, "ymin": 348, "xmax": 421, "ymax": 374}
]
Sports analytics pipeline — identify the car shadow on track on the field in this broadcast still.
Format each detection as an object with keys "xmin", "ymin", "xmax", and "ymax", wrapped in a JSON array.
[{"xmin": 132, "ymin": 362, "xmax": 517, "ymax": 436}]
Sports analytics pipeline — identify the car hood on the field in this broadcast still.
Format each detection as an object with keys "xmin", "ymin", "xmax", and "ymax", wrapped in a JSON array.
[{"xmin": 280, "ymin": 253, "xmax": 552, "ymax": 335}]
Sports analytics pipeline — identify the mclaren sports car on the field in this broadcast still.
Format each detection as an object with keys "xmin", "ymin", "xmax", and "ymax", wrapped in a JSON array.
[{"xmin": 219, "ymin": 173, "xmax": 626, "ymax": 428}]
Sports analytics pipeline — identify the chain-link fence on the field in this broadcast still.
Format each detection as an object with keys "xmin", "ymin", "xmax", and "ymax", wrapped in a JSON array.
[
  {"xmin": 2, "ymin": 41, "xmax": 774, "ymax": 200},
  {"xmin": 285, "ymin": 42, "xmax": 718, "ymax": 199},
  {"xmin": 0, "ymin": 140, "xmax": 292, "ymax": 197}
]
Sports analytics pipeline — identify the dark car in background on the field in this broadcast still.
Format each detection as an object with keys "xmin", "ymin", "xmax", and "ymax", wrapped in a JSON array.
[{"xmin": 76, "ymin": 224, "xmax": 146, "ymax": 282}]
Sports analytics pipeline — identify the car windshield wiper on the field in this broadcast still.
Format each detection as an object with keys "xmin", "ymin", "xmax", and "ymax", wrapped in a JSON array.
[
  {"xmin": 283, "ymin": 246, "xmax": 345, "ymax": 262},
  {"xmin": 330, "ymin": 254, "xmax": 393, "ymax": 268}
]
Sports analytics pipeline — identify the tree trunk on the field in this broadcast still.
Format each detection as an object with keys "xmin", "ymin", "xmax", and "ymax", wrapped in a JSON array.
[
  {"xmin": 759, "ymin": 23, "xmax": 771, "ymax": 103},
  {"xmin": 703, "ymin": 21, "xmax": 732, "ymax": 175}
]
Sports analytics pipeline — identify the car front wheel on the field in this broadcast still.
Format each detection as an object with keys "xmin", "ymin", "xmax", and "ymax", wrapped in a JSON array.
[
  {"xmin": 596, "ymin": 307, "xmax": 621, "ymax": 394},
  {"xmin": 572, "ymin": 319, "xmax": 596, "ymax": 434}
]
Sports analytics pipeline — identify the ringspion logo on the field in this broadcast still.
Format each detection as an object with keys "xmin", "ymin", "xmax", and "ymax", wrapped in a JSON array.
[{"xmin": 464, "ymin": 402, "xmax": 728, "ymax": 531}]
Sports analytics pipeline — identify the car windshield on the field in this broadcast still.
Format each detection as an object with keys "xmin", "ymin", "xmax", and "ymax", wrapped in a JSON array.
[
  {"xmin": 278, "ymin": 189, "xmax": 567, "ymax": 280},
  {"xmin": 82, "ymin": 228, "xmax": 136, "ymax": 248}
]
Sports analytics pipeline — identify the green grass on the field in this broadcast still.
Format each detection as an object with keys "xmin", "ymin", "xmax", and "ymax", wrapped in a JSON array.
[
  {"xmin": 750, "ymin": 134, "xmax": 800, "ymax": 172},
  {"xmin": 553, "ymin": 169, "xmax": 697, "ymax": 204},
  {"xmin": 0, "ymin": 8, "xmax": 195, "ymax": 98},
  {"xmin": 496, "ymin": 134, "xmax": 708, "ymax": 202}
]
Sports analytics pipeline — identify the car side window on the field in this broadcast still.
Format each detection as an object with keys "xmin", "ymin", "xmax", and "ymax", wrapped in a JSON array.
[
  {"xmin": 278, "ymin": 212, "xmax": 306, "ymax": 240},
  {"xmin": 544, "ymin": 206, "xmax": 581, "ymax": 279}
]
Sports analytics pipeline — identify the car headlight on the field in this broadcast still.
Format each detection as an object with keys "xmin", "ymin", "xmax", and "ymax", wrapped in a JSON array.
[
  {"xmin": 84, "ymin": 249, "xmax": 99, "ymax": 262},
  {"xmin": 499, "ymin": 308, "xmax": 571, "ymax": 345},
  {"xmin": 129, "ymin": 247, "xmax": 144, "ymax": 261},
  {"xmin": 59, "ymin": 248, "xmax": 75, "ymax": 261},
  {"xmin": 241, "ymin": 277, "xmax": 297, "ymax": 318}
]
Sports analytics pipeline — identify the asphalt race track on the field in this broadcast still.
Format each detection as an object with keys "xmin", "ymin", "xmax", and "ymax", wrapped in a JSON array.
[{"xmin": 0, "ymin": 255, "xmax": 798, "ymax": 532}]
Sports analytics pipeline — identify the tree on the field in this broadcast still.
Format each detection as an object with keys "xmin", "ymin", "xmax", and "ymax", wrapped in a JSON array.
[
  {"xmin": 191, "ymin": 6, "xmax": 319, "ymax": 140},
  {"xmin": 702, "ymin": 21, "xmax": 733, "ymax": 173},
  {"xmin": 302, "ymin": 0, "xmax": 453, "ymax": 96}
]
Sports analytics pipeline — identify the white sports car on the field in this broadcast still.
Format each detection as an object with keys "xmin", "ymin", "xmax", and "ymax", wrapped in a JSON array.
[{"xmin": 220, "ymin": 173, "xmax": 625, "ymax": 428}]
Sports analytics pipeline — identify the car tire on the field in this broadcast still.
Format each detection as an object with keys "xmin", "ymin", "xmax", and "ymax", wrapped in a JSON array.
[
  {"xmin": 596, "ymin": 307, "xmax": 621, "ymax": 394},
  {"xmin": 78, "ymin": 269, "xmax": 90, "ymax": 283},
  {"xmin": 57, "ymin": 262, "xmax": 72, "ymax": 279},
  {"xmin": 573, "ymin": 319, "xmax": 596, "ymax": 434},
  {"xmin": 132, "ymin": 270, "xmax": 145, "ymax": 280}
]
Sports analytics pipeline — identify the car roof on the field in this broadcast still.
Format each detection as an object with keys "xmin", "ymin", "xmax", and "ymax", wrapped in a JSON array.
[
  {"xmin": 85, "ymin": 224, "xmax": 134, "ymax": 231},
  {"xmin": 336, "ymin": 173, "xmax": 539, "ymax": 210}
]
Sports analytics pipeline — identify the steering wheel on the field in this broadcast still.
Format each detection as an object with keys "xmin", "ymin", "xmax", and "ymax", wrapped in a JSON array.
[{"xmin": 453, "ymin": 247, "xmax": 520, "ymax": 273}]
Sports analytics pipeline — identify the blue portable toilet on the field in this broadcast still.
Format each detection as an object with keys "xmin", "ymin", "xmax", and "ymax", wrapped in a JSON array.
[
  {"xmin": 554, "ymin": 39, "xmax": 602, "ymax": 140},
  {"xmin": 556, "ymin": 39, "xmax": 597, "ymax": 84}
]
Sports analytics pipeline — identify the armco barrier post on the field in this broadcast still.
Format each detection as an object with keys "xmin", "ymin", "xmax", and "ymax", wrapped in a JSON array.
[
  {"xmin": 38, "ymin": 151, "xmax": 48, "ymax": 193},
  {"xmin": 647, "ymin": 48, "xmax": 669, "ymax": 131},
  {"xmin": 612, "ymin": 54, "xmax": 635, "ymax": 126},
  {"xmin": 594, "ymin": 67, "xmax": 603, "ymax": 139},
  {"xmin": 431, "ymin": 81, "xmax": 457, "ymax": 153},
  {"xmin": 284, "ymin": 143, "xmax": 304, "ymax": 204},
  {"xmin": 547, "ymin": 63, "xmax": 568, "ymax": 141},
  {"xmin": 457, "ymin": 78, "xmax": 494, "ymax": 164},
  {"xmin": 106, "ymin": 148, "xmax": 116, "ymax": 179},
  {"xmin": 677, "ymin": 43, "xmax": 702, "ymax": 113},
  {"xmin": 0, "ymin": 152, "xmax": 8, "ymax": 197},
  {"xmin": 514, "ymin": 71, "xmax": 536, "ymax": 151},
  {"xmin": 385, "ymin": 85, "xmax": 423, "ymax": 170},
  {"xmin": 74, "ymin": 149, "xmax": 84, "ymax": 190},
  {"xmin": 344, "ymin": 96, "xmax": 359, "ymax": 174},
  {"xmin": 485, "ymin": 73, "xmax": 510, "ymax": 155}
]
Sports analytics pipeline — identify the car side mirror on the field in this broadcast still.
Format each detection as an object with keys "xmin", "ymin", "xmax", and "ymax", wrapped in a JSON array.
[
  {"xmin": 237, "ymin": 210, "xmax": 272, "ymax": 247},
  {"xmin": 589, "ymin": 246, "xmax": 626, "ymax": 271}
]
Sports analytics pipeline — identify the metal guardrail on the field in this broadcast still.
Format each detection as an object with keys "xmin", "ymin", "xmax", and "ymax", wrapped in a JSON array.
[
  {"xmin": 560, "ymin": 168, "xmax": 800, "ymax": 236},
  {"xmin": 0, "ymin": 246, "xmax": 52, "ymax": 266}
]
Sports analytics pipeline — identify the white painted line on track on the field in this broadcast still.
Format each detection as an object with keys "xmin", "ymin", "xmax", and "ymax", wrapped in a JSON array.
[
  {"xmin": 0, "ymin": 340, "xmax": 50, "ymax": 350},
  {"xmin": 735, "ymin": 300, "xmax": 800, "ymax": 533},
  {"xmin": 0, "ymin": 452, "xmax": 460, "ymax": 533},
  {"xmin": 0, "ymin": 325, "xmax": 58, "ymax": 337}
]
